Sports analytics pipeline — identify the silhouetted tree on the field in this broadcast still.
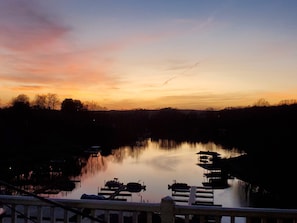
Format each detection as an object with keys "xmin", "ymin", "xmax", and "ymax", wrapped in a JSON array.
[
  {"xmin": 33, "ymin": 94, "xmax": 47, "ymax": 109},
  {"xmin": 61, "ymin": 98, "xmax": 84, "ymax": 112},
  {"xmin": 83, "ymin": 100, "xmax": 107, "ymax": 111},
  {"xmin": 47, "ymin": 93, "xmax": 60, "ymax": 110},
  {"xmin": 278, "ymin": 99, "xmax": 297, "ymax": 105},
  {"xmin": 11, "ymin": 94, "xmax": 30, "ymax": 110},
  {"xmin": 253, "ymin": 98, "xmax": 270, "ymax": 107}
]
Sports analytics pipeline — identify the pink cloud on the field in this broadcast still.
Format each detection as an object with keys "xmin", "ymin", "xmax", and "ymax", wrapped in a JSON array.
[
  {"xmin": 1, "ymin": 50, "xmax": 115, "ymax": 87},
  {"xmin": 0, "ymin": 0, "xmax": 118, "ymax": 90},
  {"xmin": 0, "ymin": 1, "xmax": 212, "ymax": 98},
  {"xmin": 0, "ymin": 0, "xmax": 70, "ymax": 52}
]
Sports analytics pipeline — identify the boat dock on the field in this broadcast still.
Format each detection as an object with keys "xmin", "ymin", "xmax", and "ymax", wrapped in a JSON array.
[
  {"xmin": 197, "ymin": 150, "xmax": 231, "ymax": 189},
  {"xmin": 170, "ymin": 185, "xmax": 221, "ymax": 206},
  {"xmin": 97, "ymin": 179, "xmax": 146, "ymax": 201}
]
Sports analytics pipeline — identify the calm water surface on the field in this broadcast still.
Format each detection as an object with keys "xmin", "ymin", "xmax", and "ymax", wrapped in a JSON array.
[{"xmin": 59, "ymin": 139, "xmax": 248, "ymax": 208}]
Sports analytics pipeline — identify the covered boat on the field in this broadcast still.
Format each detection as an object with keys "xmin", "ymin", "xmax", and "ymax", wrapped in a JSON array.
[
  {"xmin": 168, "ymin": 182, "xmax": 190, "ymax": 191},
  {"xmin": 105, "ymin": 178, "xmax": 123, "ymax": 189},
  {"xmin": 126, "ymin": 182, "xmax": 146, "ymax": 193}
]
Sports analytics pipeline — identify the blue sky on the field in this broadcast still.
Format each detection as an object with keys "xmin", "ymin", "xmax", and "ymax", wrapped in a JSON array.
[{"xmin": 1, "ymin": 0, "xmax": 297, "ymax": 109}]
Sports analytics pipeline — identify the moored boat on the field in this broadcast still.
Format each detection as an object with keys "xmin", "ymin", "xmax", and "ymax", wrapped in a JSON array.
[
  {"xmin": 126, "ymin": 182, "xmax": 146, "ymax": 193},
  {"xmin": 105, "ymin": 178, "xmax": 123, "ymax": 189},
  {"xmin": 168, "ymin": 182, "xmax": 190, "ymax": 191}
]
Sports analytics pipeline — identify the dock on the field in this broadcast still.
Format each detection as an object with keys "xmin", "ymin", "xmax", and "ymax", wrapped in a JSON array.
[
  {"xmin": 170, "ymin": 185, "xmax": 221, "ymax": 206},
  {"xmin": 197, "ymin": 150, "xmax": 231, "ymax": 189},
  {"xmin": 97, "ymin": 180, "xmax": 146, "ymax": 201}
]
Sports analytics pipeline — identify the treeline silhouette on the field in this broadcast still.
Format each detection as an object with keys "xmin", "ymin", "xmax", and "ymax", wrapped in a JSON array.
[
  {"xmin": 1, "ymin": 102, "xmax": 297, "ymax": 161},
  {"xmin": 1, "ymin": 102, "xmax": 297, "ymax": 207}
]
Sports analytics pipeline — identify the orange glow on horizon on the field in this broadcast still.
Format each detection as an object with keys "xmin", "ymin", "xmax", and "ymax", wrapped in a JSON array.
[{"xmin": 1, "ymin": 1, "xmax": 297, "ymax": 110}]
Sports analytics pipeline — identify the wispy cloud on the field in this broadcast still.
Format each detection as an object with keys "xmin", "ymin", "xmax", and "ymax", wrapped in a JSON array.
[
  {"xmin": 0, "ymin": 0, "xmax": 210, "ymax": 94},
  {"xmin": 161, "ymin": 61, "xmax": 200, "ymax": 86},
  {"xmin": 162, "ymin": 76, "xmax": 177, "ymax": 86},
  {"xmin": 0, "ymin": 0, "xmax": 119, "ymax": 93},
  {"xmin": 0, "ymin": 0, "xmax": 70, "ymax": 52}
]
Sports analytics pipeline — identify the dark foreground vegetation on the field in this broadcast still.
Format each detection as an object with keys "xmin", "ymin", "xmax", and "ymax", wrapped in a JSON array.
[{"xmin": 1, "ymin": 103, "xmax": 297, "ymax": 208}]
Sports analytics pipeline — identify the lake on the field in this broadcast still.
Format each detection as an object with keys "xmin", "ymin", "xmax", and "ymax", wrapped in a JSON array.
[
  {"xmin": 1, "ymin": 106, "xmax": 296, "ymax": 210},
  {"xmin": 57, "ymin": 139, "xmax": 249, "ymax": 208}
]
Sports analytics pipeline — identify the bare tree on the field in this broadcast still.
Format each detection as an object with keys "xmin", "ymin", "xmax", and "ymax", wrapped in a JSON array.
[
  {"xmin": 83, "ymin": 100, "xmax": 107, "ymax": 111},
  {"xmin": 33, "ymin": 94, "xmax": 47, "ymax": 109},
  {"xmin": 253, "ymin": 98, "xmax": 270, "ymax": 107},
  {"xmin": 47, "ymin": 93, "xmax": 60, "ymax": 110},
  {"xmin": 278, "ymin": 99, "xmax": 297, "ymax": 106}
]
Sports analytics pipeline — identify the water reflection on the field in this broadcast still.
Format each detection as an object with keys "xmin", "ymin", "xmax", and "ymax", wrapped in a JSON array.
[
  {"xmin": 62, "ymin": 139, "xmax": 246, "ymax": 208},
  {"xmin": 1, "ymin": 138, "xmax": 264, "ymax": 208}
]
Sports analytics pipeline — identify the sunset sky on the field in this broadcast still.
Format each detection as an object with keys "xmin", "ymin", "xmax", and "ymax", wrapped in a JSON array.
[{"xmin": 1, "ymin": 0, "xmax": 297, "ymax": 110}]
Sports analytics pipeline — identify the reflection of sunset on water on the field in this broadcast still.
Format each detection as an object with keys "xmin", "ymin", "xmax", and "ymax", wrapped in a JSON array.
[
  {"xmin": 64, "ymin": 139, "xmax": 244, "ymax": 207},
  {"xmin": 80, "ymin": 155, "xmax": 109, "ymax": 178}
]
